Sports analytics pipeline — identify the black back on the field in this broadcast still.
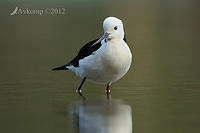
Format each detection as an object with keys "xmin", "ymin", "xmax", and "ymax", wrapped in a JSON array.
[
  {"xmin": 52, "ymin": 34, "xmax": 127, "ymax": 70},
  {"xmin": 69, "ymin": 38, "xmax": 101, "ymax": 67},
  {"xmin": 69, "ymin": 35, "xmax": 127, "ymax": 67},
  {"xmin": 123, "ymin": 34, "xmax": 127, "ymax": 42}
]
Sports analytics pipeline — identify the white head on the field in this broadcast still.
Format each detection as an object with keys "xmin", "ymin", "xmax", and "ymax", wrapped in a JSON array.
[
  {"xmin": 103, "ymin": 17, "xmax": 124, "ymax": 40},
  {"xmin": 91, "ymin": 17, "xmax": 125, "ymax": 46}
]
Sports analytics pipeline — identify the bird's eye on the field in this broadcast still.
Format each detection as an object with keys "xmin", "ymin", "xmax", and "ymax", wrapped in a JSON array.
[{"xmin": 114, "ymin": 26, "xmax": 118, "ymax": 30}]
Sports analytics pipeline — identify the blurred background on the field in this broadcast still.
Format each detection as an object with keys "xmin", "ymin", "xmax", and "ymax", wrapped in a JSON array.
[{"xmin": 0, "ymin": 0, "xmax": 200, "ymax": 133}]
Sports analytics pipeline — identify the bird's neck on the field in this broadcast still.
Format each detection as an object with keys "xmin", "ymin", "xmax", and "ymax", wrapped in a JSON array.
[{"xmin": 106, "ymin": 37, "xmax": 123, "ymax": 42}]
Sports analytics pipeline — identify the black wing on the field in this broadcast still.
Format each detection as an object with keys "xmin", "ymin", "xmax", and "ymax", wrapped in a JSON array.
[
  {"xmin": 52, "ymin": 38, "xmax": 101, "ymax": 70},
  {"xmin": 123, "ymin": 34, "xmax": 127, "ymax": 42},
  {"xmin": 52, "ymin": 35, "xmax": 127, "ymax": 70},
  {"xmin": 69, "ymin": 38, "xmax": 101, "ymax": 67},
  {"xmin": 70, "ymin": 34, "xmax": 127, "ymax": 67}
]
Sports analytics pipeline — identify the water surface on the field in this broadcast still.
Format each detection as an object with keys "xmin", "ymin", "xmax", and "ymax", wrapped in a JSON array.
[{"xmin": 0, "ymin": 0, "xmax": 200, "ymax": 133}]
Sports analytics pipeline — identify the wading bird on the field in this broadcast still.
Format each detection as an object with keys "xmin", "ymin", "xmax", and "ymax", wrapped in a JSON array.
[{"xmin": 52, "ymin": 17, "xmax": 132, "ymax": 98}]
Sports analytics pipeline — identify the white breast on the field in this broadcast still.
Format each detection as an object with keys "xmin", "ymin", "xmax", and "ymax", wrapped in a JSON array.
[{"xmin": 71, "ymin": 39, "xmax": 132, "ymax": 84}]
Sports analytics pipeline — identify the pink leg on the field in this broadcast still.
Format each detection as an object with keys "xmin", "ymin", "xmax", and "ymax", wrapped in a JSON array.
[{"xmin": 106, "ymin": 83, "xmax": 111, "ymax": 99}]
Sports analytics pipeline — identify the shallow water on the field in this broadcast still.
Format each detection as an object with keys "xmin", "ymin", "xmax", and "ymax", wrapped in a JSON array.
[{"xmin": 0, "ymin": 0, "xmax": 200, "ymax": 133}]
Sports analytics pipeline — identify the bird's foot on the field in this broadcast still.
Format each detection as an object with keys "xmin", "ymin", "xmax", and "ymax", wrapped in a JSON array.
[
  {"xmin": 105, "ymin": 89, "xmax": 111, "ymax": 93},
  {"xmin": 105, "ymin": 89, "xmax": 111, "ymax": 100},
  {"xmin": 76, "ymin": 89, "xmax": 86, "ymax": 99},
  {"xmin": 76, "ymin": 89, "xmax": 82, "ymax": 96},
  {"xmin": 76, "ymin": 89, "xmax": 82, "ymax": 93}
]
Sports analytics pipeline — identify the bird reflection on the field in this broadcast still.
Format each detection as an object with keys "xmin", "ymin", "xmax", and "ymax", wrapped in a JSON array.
[{"xmin": 71, "ymin": 97, "xmax": 132, "ymax": 133}]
